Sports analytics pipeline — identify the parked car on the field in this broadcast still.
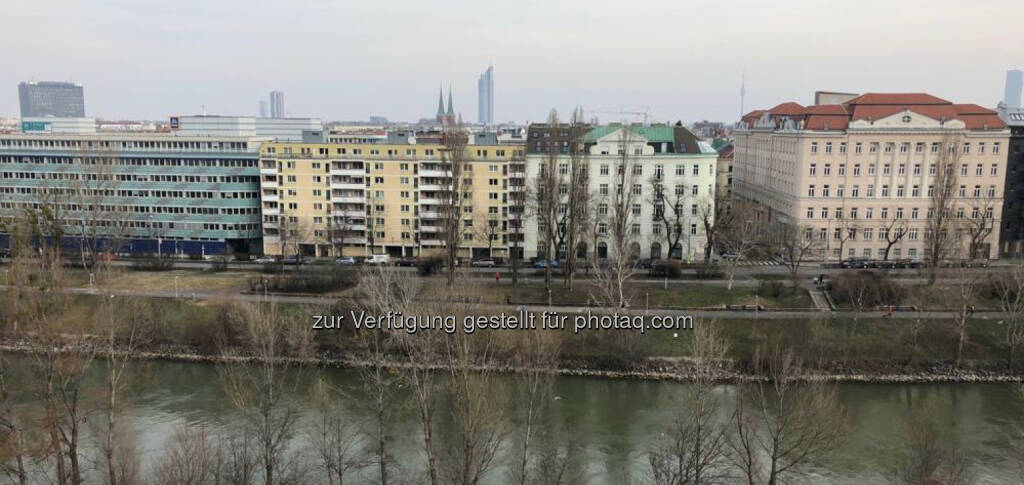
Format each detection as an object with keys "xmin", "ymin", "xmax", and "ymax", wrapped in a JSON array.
[
  {"xmin": 471, "ymin": 258, "xmax": 496, "ymax": 268},
  {"xmin": 335, "ymin": 256, "xmax": 357, "ymax": 266},
  {"xmin": 396, "ymin": 256, "xmax": 418, "ymax": 267},
  {"xmin": 254, "ymin": 256, "xmax": 276, "ymax": 264},
  {"xmin": 532, "ymin": 259, "xmax": 559, "ymax": 269},
  {"xmin": 839, "ymin": 257, "xmax": 868, "ymax": 269},
  {"xmin": 366, "ymin": 254, "xmax": 391, "ymax": 265},
  {"xmin": 281, "ymin": 256, "xmax": 304, "ymax": 265}
]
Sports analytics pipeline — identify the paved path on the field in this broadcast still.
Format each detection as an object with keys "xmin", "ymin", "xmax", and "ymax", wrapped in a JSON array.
[{"xmin": 6, "ymin": 285, "xmax": 1000, "ymax": 322}]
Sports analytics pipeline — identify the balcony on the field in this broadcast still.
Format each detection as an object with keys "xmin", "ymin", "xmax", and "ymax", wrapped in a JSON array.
[
  {"xmin": 420, "ymin": 225, "xmax": 441, "ymax": 233},
  {"xmin": 331, "ymin": 165, "xmax": 365, "ymax": 176},
  {"xmin": 419, "ymin": 210, "xmax": 440, "ymax": 218},
  {"xmin": 419, "ymin": 183, "xmax": 444, "ymax": 191},
  {"xmin": 419, "ymin": 197, "xmax": 441, "ymax": 205},
  {"xmin": 419, "ymin": 169, "xmax": 450, "ymax": 178},
  {"xmin": 334, "ymin": 196, "xmax": 365, "ymax": 204},
  {"xmin": 261, "ymin": 192, "xmax": 279, "ymax": 202},
  {"xmin": 334, "ymin": 209, "xmax": 366, "ymax": 218},
  {"xmin": 261, "ymin": 179, "xmax": 279, "ymax": 188},
  {"xmin": 331, "ymin": 181, "xmax": 365, "ymax": 191}
]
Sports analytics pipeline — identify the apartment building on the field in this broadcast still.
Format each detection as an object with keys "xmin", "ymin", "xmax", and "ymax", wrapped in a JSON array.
[
  {"xmin": 734, "ymin": 93, "xmax": 1009, "ymax": 261},
  {"xmin": 522, "ymin": 123, "xmax": 718, "ymax": 261},
  {"xmin": 258, "ymin": 141, "xmax": 525, "ymax": 258},
  {"xmin": 0, "ymin": 132, "xmax": 263, "ymax": 256},
  {"xmin": 997, "ymin": 103, "xmax": 1024, "ymax": 256}
]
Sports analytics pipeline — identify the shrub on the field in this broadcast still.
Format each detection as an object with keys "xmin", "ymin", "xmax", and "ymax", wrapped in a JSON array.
[
  {"xmin": 650, "ymin": 260, "xmax": 683, "ymax": 278},
  {"xmin": 209, "ymin": 255, "xmax": 230, "ymax": 272},
  {"xmin": 249, "ymin": 268, "xmax": 356, "ymax": 294},
  {"xmin": 132, "ymin": 256, "xmax": 175, "ymax": 271},
  {"xmin": 694, "ymin": 263, "xmax": 725, "ymax": 279},
  {"xmin": 417, "ymin": 257, "xmax": 443, "ymax": 276},
  {"xmin": 756, "ymin": 280, "xmax": 785, "ymax": 298},
  {"xmin": 827, "ymin": 270, "xmax": 905, "ymax": 308}
]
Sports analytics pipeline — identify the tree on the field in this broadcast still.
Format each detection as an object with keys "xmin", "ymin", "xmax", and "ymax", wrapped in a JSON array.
[
  {"xmin": 950, "ymin": 265, "xmax": 982, "ymax": 367},
  {"xmin": 698, "ymin": 191, "xmax": 732, "ymax": 262},
  {"xmin": 963, "ymin": 194, "xmax": 996, "ymax": 260},
  {"xmin": 562, "ymin": 107, "xmax": 591, "ymax": 289},
  {"xmin": 728, "ymin": 346, "xmax": 846, "ymax": 485},
  {"xmin": 924, "ymin": 134, "xmax": 963, "ymax": 285},
  {"xmin": 589, "ymin": 128, "xmax": 642, "ymax": 308},
  {"xmin": 831, "ymin": 218, "xmax": 857, "ymax": 264},
  {"xmin": 649, "ymin": 322, "xmax": 731, "ymax": 485},
  {"xmin": 531, "ymin": 109, "xmax": 564, "ymax": 296},
  {"xmin": 765, "ymin": 220, "xmax": 819, "ymax": 292},
  {"xmin": 511, "ymin": 331, "xmax": 562, "ymax": 485},
  {"xmin": 440, "ymin": 123, "xmax": 470, "ymax": 287},
  {"xmin": 67, "ymin": 150, "xmax": 133, "ymax": 270},
  {"xmin": 649, "ymin": 175, "xmax": 689, "ymax": 262},
  {"xmin": 715, "ymin": 201, "xmax": 761, "ymax": 291},
  {"xmin": 891, "ymin": 406, "xmax": 974, "ymax": 485},
  {"xmin": 327, "ymin": 210, "xmax": 356, "ymax": 258},
  {"xmin": 880, "ymin": 218, "xmax": 909, "ymax": 261},
  {"xmin": 306, "ymin": 377, "xmax": 366, "ymax": 485},
  {"xmin": 152, "ymin": 425, "xmax": 225, "ymax": 485},
  {"xmin": 992, "ymin": 260, "xmax": 1024, "ymax": 367},
  {"xmin": 218, "ymin": 302, "xmax": 312, "ymax": 485}
]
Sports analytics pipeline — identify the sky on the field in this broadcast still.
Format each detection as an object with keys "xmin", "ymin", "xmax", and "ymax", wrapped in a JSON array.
[{"xmin": 4, "ymin": 0, "xmax": 1023, "ymax": 124}]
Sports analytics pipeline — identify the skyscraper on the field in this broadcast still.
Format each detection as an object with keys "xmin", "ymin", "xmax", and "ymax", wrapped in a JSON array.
[
  {"xmin": 1006, "ymin": 70, "xmax": 1023, "ymax": 109},
  {"xmin": 477, "ymin": 66, "xmax": 494, "ymax": 125},
  {"xmin": 259, "ymin": 100, "xmax": 269, "ymax": 118},
  {"xmin": 18, "ymin": 81, "xmax": 85, "ymax": 117},
  {"xmin": 269, "ymin": 90, "xmax": 286, "ymax": 118}
]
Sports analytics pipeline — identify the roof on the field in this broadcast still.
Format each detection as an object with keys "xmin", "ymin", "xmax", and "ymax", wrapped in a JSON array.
[
  {"xmin": 717, "ymin": 144, "xmax": 734, "ymax": 158},
  {"xmin": 842, "ymin": 93, "xmax": 950, "ymax": 106}
]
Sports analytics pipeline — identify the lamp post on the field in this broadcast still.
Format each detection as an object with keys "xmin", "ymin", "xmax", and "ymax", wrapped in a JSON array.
[{"xmin": 174, "ymin": 275, "xmax": 179, "ymax": 299}]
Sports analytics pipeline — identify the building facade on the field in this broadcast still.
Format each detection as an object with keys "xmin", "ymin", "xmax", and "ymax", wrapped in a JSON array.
[
  {"xmin": 998, "ymin": 103, "xmax": 1024, "ymax": 256},
  {"xmin": 522, "ymin": 123, "xmax": 718, "ymax": 261},
  {"xmin": 734, "ymin": 93, "xmax": 1009, "ymax": 261},
  {"xmin": 258, "ymin": 141, "xmax": 525, "ymax": 259},
  {"xmin": 0, "ymin": 132, "xmax": 263, "ymax": 256},
  {"xmin": 269, "ymin": 91, "xmax": 285, "ymax": 118},
  {"xmin": 716, "ymin": 143, "xmax": 733, "ymax": 201},
  {"xmin": 18, "ymin": 81, "xmax": 86, "ymax": 118}
]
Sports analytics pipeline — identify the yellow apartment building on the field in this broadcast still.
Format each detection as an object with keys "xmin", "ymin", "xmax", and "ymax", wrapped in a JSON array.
[{"xmin": 258, "ymin": 141, "xmax": 524, "ymax": 259}]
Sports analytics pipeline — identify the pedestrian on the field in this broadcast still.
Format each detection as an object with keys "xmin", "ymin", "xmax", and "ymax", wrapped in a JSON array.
[{"xmin": 495, "ymin": 271, "xmax": 501, "ymax": 283}]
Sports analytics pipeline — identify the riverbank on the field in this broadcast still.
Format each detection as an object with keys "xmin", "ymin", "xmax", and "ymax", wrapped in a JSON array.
[{"xmin": 3, "ymin": 336, "xmax": 1022, "ymax": 384}]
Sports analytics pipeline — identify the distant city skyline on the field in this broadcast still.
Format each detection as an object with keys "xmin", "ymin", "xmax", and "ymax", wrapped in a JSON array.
[
  {"xmin": 269, "ymin": 90, "xmax": 285, "ymax": 118},
  {"xmin": 478, "ymin": 66, "xmax": 493, "ymax": 125},
  {"xmin": 3, "ymin": 1, "xmax": 1022, "ymax": 123}
]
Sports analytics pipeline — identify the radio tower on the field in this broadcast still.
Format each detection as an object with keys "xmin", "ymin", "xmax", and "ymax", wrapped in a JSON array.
[{"xmin": 739, "ymin": 71, "xmax": 746, "ymax": 120}]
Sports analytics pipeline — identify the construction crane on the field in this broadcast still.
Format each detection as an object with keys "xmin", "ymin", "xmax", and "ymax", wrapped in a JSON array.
[{"xmin": 583, "ymin": 106, "xmax": 652, "ymax": 125}]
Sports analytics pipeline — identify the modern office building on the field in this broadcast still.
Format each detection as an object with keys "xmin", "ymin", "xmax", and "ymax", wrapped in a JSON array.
[
  {"xmin": 1005, "ymin": 70, "xmax": 1023, "ymax": 109},
  {"xmin": 522, "ymin": 123, "xmax": 718, "ymax": 261},
  {"xmin": 18, "ymin": 81, "xmax": 86, "ymax": 118},
  {"xmin": 997, "ymin": 103, "xmax": 1024, "ymax": 256},
  {"xmin": 257, "ymin": 140, "xmax": 524, "ymax": 258},
  {"xmin": 0, "ymin": 130, "xmax": 264, "ymax": 256},
  {"xmin": 734, "ymin": 92, "xmax": 1009, "ymax": 261},
  {"xmin": 478, "ymin": 66, "xmax": 494, "ymax": 125},
  {"xmin": 171, "ymin": 115, "xmax": 323, "ymax": 141},
  {"xmin": 269, "ymin": 91, "xmax": 286, "ymax": 118}
]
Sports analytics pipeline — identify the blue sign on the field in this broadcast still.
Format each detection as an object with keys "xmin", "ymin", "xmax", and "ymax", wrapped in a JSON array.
[
  {"xmin": 21, "ymin": 121, "xmax": 51, "ymax": 132},
  {"xmin": 169, "ymin": 117, "xmax": 179, "ymax": 129}
]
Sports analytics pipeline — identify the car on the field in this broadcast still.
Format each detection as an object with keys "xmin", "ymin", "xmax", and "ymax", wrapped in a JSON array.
[
  {"xmin": 281, "ymin": 257, "xmax": 303, "ymax": 265},
  {"xmin": 366, "ymin": 254, "xmax": 391, "ymax": 265},
  {"xmin": 840, "ymin": 257, "xmax": 868, "ymax": 269},
  {"xmin": 335, "ymin": 256, "xmax": 357, "ymax": 266},
  {"xmin": 471, "ymin": 258, "xmax": 496, "ymax": 268},
  {"xmin": 254, "ymin": 256, "xmax": 276, "ymax": 264},
  {"xmin": 395, "ymin": 256, "xmax": 418, "ymax": 267},
  {"xmin": 532, "ymin": 259, "xmax": 559, "ymax": 269}
]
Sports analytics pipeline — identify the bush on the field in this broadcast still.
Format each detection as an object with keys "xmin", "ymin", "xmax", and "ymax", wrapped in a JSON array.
[
  {"xmin": 827, "ymin": 270, "xmax": 905, "ymax": 308},
  {"xmin": 756, "ymin": 280, "xmax": 785, "ymax": 298},
  {"xmin": 210, "ymin": 256, "xmax": 230, "ymax": 272},
  {"xmin": 694, "ymin": 263, "xmax": 725, "ymax": 279},
  {"xmin": 417, "ymin": 257, "xmax": 443, "ymax": 276},
  {"xmin": 249, "ymin": 268, "xmax": 356, "ymax": 294},
  {"xmin": 650, "ymin": 260, "xmax": 683, "ymax": 278},
  {"xmin": 132, "ymin": 256, "xmax": 175, "ymax": 271}
]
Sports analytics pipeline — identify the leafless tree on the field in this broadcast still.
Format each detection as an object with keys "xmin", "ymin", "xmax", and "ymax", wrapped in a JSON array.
[
  {"xmin": 891, "ymin": 406, "xmax": 974, "ymax": 485},
  {"xmin": 562, "ymin": 107, "xmax": 591, "ymax": 289},
  {"xmin": 531, "ymin": 109, "xmax": 564, "ymax": 296},
  {"xmin": 728, "ymin": 346, "xmax": 846, "ymax": 485},
  {"xmin": 765, "ymin": 220, "xmax": 819, "ymax": 292},
  {"xmin": 0, "ymin": 355, "xmax": 30, "ymax": 485},
  {"xmin": 924, "ymin": 134, "xmax": 963, "ymax": 285},
  {"xmin": 992, "ymin": 260, "xmax": 1024, "ymax": 367},
  {"xmin": 276, "ymin": 209, "xmax": 314, "ymax": 259},
  {"xmin": 306, "ymin": 377, "xmax": 366, "ymax": 485},
  {"xmin": 950, "ymin": 266, "xmax": 982, "ymax": 367},
  {"xmin": 649, "ymin": 322, "xmax": 731, "ymax": 485},
  {"xmin": 963, "ymin": 194, "xmax": 997, "ymax": 261},
  {"xmin": 440, "ymin": 123, "xmax": 470, "ymax": 287},
  {"xmin": 698, "ymin": 191, "xmax": 733, "ymax": 262},
  {"xmin": 715, "ymin": 200, "xmax": 762, "ymax": 290},
  {"xmin": 831, "ymin": 218, "xmax": 857, "ymax": 264},
  {"xmin": 589, "ymin": 129, "xmax": 642, "ymax": 308},
  {"xmin": 326, "ymin": 211, "xmax": 356, "ymax": 258},
  {"xmin": 511, "ymin": 331, "xmax": 562, "ymax": 485},
  {"xmin": 67, "ymin": 150, "xmax": 133, "ymax": 270},
  {"xmin": 880, "ymin": 218, "xmax": 909, "ymax": 261},
  {"xmin": 218, "ymin": 302, "xmax": 312, "ymax": 485},
  {"xmin": 649, "ymin": 175, "xmax": 689, "ymax": 262},
  {"xmin": 151, "ymin": 425, "xmax": 224, "ymax": 485}
]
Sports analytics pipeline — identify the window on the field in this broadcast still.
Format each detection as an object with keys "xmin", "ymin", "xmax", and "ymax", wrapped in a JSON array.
[
  {"xmin": 850, "ymin": 207, "xmax": 858, "ymax": 219},
  {"xmin": 896, "ymin": 208, "xmax": 904, "ymax": 219},
  {"xmin": 838, "ymin": 164, "xmax": 846, "ymax": 175},
  {"xmin": 840, "ymin": 142, "xmax": 847, "ymax": 153},
  {"xmin": 632, "ymin": 165, "xmax": 642, "ymax": 176},
  {"xmin": 995, "ymin": 142, "xmax": 1001, "ymax": 154},
  {"xmin": 692, "ymin": 164, "xmax": 700, "ymax": 176},
  {"xmin": 853, "ymin": 164, "xmax": 861, "ymax": 176},
  {"xmin": 834, "ymin": 207, "xmax": 843, "ymax": 219},
  {"xmin": 837, "ymin": 185, "xmax": 845, "ymax": 197},
  {"xmin": 631, "ymin": 223, "xmax": 641, "ymax": 235},
  {"xmin": 973, "ymin": 185, "xmax": 981, "ymax": 197},
  {"xmin": 912, "ymin": 185, "xmax": 920, "ymax": 197},
  {"xmin": 881, "ymin": 207, "xmax": 889, "ymax": 219},
  {"xmin": 866, "ymin": 208, "xmax": 873, "ymax": 219},
  {"xmin": 913, "ymin": 164, "xmax": 921, "ymax": 175},
  {"xmin": 811, "ymin": 142, "xmax": 818, "ymax": 153},
  {"xmin": 807, "ymin": 207, "xmax": 814, "ymax": 219},
  {"xmin": 900, "ymin": 143, "xmax": 909, "ymax": 153},
  {"xmin": 909, "ymin": 228, "xmax": 919, "ymax": 240},
  {"xmin": 979, "ymin": 142, "xmax": 986, "ymax": 154},
  {"xmin": 599, "ymin": 183, "xmax": 609, "ymax": 195},
  {"xmin": 867, "ymin": 184, "xmax": 875, "ymax": 197},
  {"xmin": 852, "ymin": 185, "xmax": 860, "ymax": 197},
  {"xmin": 961, "ymin": 164, "xmax": 968, "ymax": 176},
  {"xmin": 692, "ymin": 185, "xmax": 699, "ymax": 196},
  {"xmin": 822, "ymin": 185, "xmax": 830, "ymax": 197},
  {"xmin": 883, "ymin": 164, "xmax": 891, "ymax": 175},
  {"xmin": 929, "ymin": 163, "xmax": 936, "ymax": 175},
  {"xmin": 809, "ymin": 164, "xmax": 817, "ymax": 176},
  {"xmin": 600, "ymin": 164, "xmax": 609, "ymax": 175},
  {"xmin": 897, "ymin": 185, "xmax": 904, "ymax": 197},
  {"xmin": 881, "ymin": 185, "xmax": 889, "ymax": 197},
  {"xmin": 632, "ymin": 204, "xmax": 642, "ymax": 215},
  {"xmin": 855, "ymin": 142, "xmax": 863, "ymax": 154},
  {"xmin": 654, "ymin": 164, "xmax": 663, "ymax": 179},
  {"xmin": 958, "ymin": 185, "xmax": 966, "ymax": 197},
  {"xmin": 884, "ymin": 143, "xmax": 894, "ymax": 153},
  {"xmin": 824, "ymin": 164, "xmax": 831, "ymax": 176},
  {"xmin": 863, "ymin": 228, "xmax": 873, "ymax": 241},
  {"xmin": 989, "ymin": 185, "xmax": 996, "ymax": 197},
  {"xmin": 915, "ymin": 143, "xmax": 924, "ymax": 153},
  {"xmin": 931, "ymin": 142, "xmax": 939, "ymax": 153},
  {"xmin": 870, "ymin": 143, "xmax": 879, "ymax": 154},
  {"xmin": 598, "ymin": 204, "xmax": 608, "ymax": 215},
  {"xmin": 963, "ymin": 143, "xmax": 971, "ymax": 154},
  {"xmin": 825, "ymin": 142, "xmax": 833, "ymax": 154},
  {"xmin": 992, "ymin": 164, "xmax": 999, "ymax": 176},
  {"xmin": 821, "ymin": 207, "xmax": 829, "ymax": 219},
  {"xmin": 808, "ymin": 185, "xmax": 815, "ymax": 197},
  {"xmin": 675, "ymin": 164, "xmax": 684, "ymax": 176},
  {"xmin": 976, "ymin": 164, "xmax": 983, "ymax": 176},
  {"xmin": 868, "ymin": 163, "xmax": 876, "ymax": 175},
  {"xmin": 898, "ymin": 164, "xmax": 905, "ymax": 175}
]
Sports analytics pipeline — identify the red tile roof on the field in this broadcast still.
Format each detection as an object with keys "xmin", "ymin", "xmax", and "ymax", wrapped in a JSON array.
[
  {"xmin": 842, "ymin": 92, "xmax": 950, "ymax": 106},
  {"xmin": 767, "ymin": 102, "xmax": 806, "ymax": 115}
]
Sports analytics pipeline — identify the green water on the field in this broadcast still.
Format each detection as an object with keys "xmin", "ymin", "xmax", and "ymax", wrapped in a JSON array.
[{"xmin": 7, "ymin": 358, "xmax": 1023, "ymax": 484}]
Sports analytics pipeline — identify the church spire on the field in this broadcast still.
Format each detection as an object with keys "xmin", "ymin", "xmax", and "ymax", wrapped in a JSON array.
[
  {"xmin": 437, "ymin": 86, "xmax": 445, "ymax": 118},
  {"xmin": 447, "ymin": 85, "xmax": 454, "ymax": 117}
]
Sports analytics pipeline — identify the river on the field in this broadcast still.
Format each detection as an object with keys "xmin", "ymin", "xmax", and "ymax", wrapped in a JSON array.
[{"xmin": 6, "ymin": 358, "xmax": 1023, "ymax": 484}]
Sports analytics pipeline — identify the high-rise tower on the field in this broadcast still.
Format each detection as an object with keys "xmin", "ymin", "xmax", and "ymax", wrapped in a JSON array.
[
  {"xmin": 269, "ymin": 90, "xmax": 285, "ymax": 118},
  {"xmin": 478, "ymin": 66, "xmax": 494, "ymax": 125},
  {"xmin": 1006, "ymin": 70, "xmax": 1023, "ymax": 109}
]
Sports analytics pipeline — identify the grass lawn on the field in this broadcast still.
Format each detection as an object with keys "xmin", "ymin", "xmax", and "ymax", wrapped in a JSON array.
[
  {"xmin": 60, "ymin": 268, "xmax": 252, "ymax": 293},
  {"xmin": 480, "ymin": 281, "xmax": 813, "ymax": 309}
]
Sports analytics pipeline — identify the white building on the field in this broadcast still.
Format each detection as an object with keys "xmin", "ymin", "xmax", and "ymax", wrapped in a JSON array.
[
  {"xmin": 521, "ymin": 123, "xmax": 718, "ymax": 261},
  {"xmin": 172, "ymin": 115, "xmax": 322, "ymax": 141}
]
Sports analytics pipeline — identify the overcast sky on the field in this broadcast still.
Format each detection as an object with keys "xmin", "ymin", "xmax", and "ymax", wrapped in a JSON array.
[{"xmin": 4, "ymin": 0, "xmax": 1022, "ymax": 124}]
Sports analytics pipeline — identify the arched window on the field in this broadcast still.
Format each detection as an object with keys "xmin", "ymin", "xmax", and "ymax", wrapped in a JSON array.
[
  {"xmin": 650, "ymin": 242, "xmax": 662, "ymax": 259},
  {"xmin": 597, "ymin": 242, "xmax": 608, "ymax": 259},
  {"xmin": 628, "ymin": 242, "xmax": 640, "ymax": 260},
  {"xmin": 576, "ymin": 242, "xmax": 587, "ymax": 259}
]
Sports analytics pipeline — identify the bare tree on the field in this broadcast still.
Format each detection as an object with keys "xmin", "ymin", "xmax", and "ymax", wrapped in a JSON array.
[
  {"xmin": 698, "ymin": 191, "xmax": 732, "ymax": 262},
  {"xmin": 440, "ymin": 123, "xmax": 470, "ymax": 287},
  {"xmin": 950, "ymin": 265, "xmax": 982, "ymax": 367},
  {"xmin": 531, "ymin": 109, "xmax": 564, "ymax": 296},
  {"xmin": 831, "ymin": 218, "xmax": 857, "ymax": 264},
  {"xmin": 511, "ymin": 331, "xmax": 562, "ymax": 485},
  {"xmin": 728, "ymin": 346, "xmax": 846, "ymax": 485},
  {"xmin": 218, "ymin": 302, "xmax": 312, "ymax": 485},
  {"xmin": 589, "ymin": 128, "xmax": 642, "ymax": 308},
  {"xmin": 649, "ymin": 175, "xmax": 689, "ymax": 262},
  {"xmin": 765, "ymin": 220, "xmax": 819, "ymax": 292},
  {"xmin": 992, "ymin": 260, "xmax": 1024, "ymax": 367},
  {"xmin": 891, "ymin": 406, "xmax": 974, "ymax": 485},
  {"xmin": 67, "ymin": 150, "xmax": 133, "ymax": 271},
  {"xmin": 649, "ymin": 322, "xmax": 731, "ymax": 485},
  {"xmin": 306, "ymin": 377, "xmax": 366, "ymax": 485},
  {"xmin": 562, "ymin": 107, "xmax": 591, "ymax": 289},
  {"xmin": 924, "ymin": 135, "xmax": 963, "ymax": 285},
  {"xmin": 880, "ymin": 218, "xmax": 909, "ymax": 261},
  {"xmin": 152, "ymin": 425, "xmax": 224, "ymax": 485},
  {"xmin": 963, "ymin": 194, "xmax": 996, "ymax": 261},
  {"xmin": 715, "ymin": 201, "xmax": 761, "ymax": 291}
]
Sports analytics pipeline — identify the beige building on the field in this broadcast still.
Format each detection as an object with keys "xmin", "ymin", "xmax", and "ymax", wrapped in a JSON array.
[
  {"xmin": 734, "ymin": 93, "xmax": 1009, "ymax": 261},
  {"xmin": 258, "ymin": 141, "xmax": 524, "ymax": 259}
]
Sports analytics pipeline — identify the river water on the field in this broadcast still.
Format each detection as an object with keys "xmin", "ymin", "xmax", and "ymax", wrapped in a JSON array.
[{"xmin": 7, "ymin": 358, "xmax": 1023, "ymax": 484}]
